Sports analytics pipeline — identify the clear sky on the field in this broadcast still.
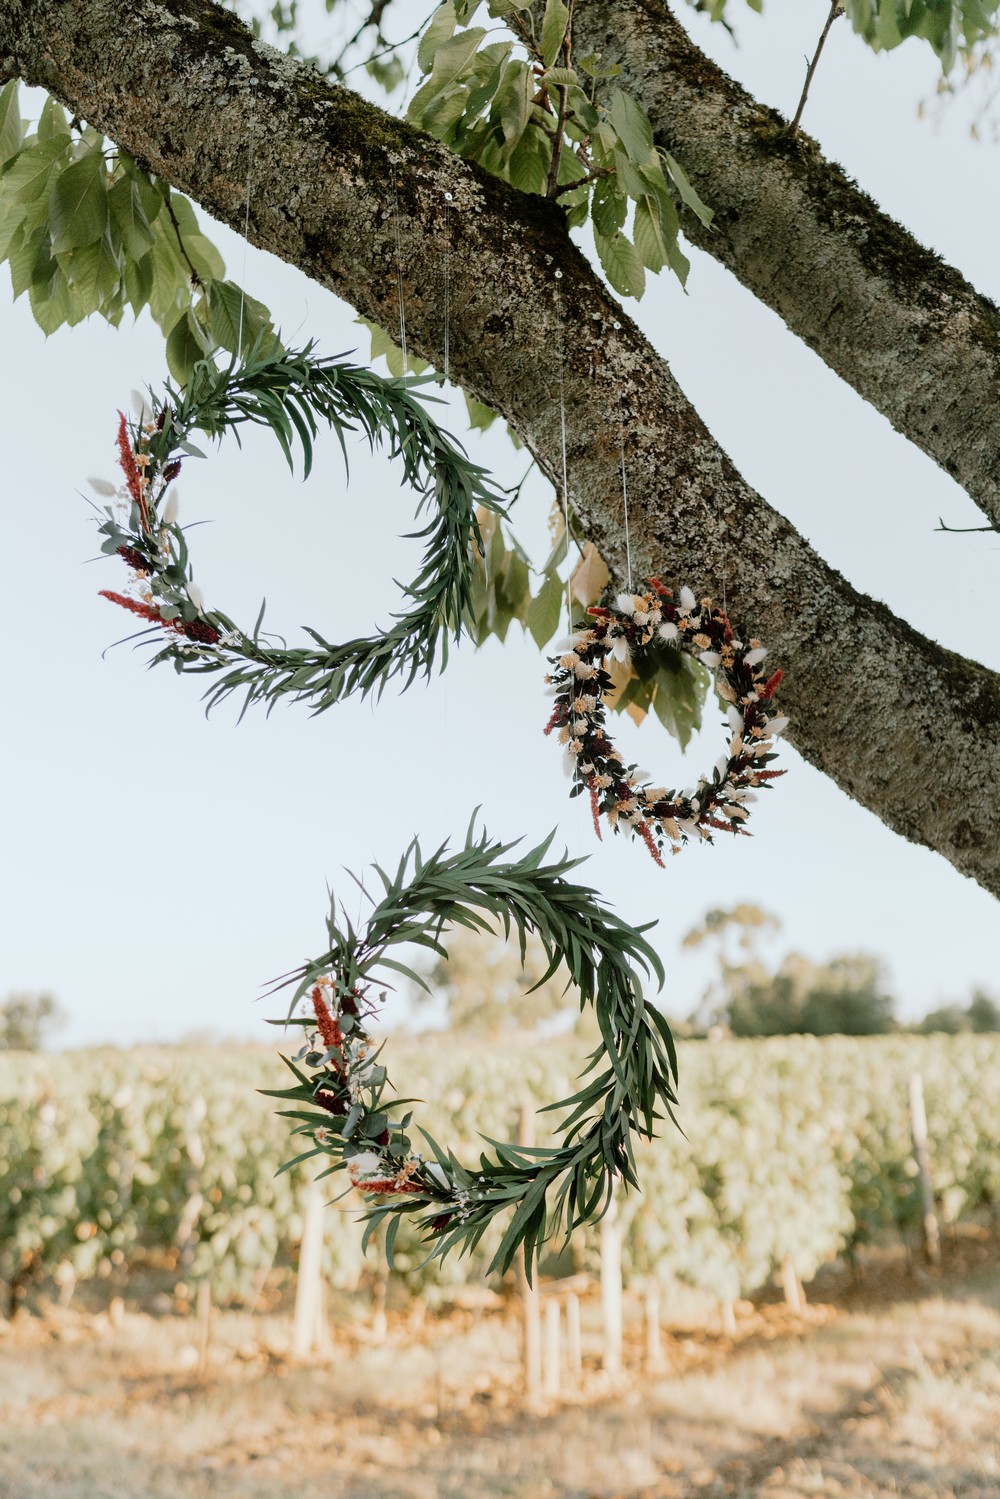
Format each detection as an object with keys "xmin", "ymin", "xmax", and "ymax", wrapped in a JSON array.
[{"xmin": 3, "ymin": 0, "xmax": 999, "ymax": 1048}]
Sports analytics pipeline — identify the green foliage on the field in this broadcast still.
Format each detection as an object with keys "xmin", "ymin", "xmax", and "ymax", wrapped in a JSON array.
[
  {"xmin": 687, "ymin": 0, "xmax": 1000, "ymax": 72},
  {"xmin": 406, "ymin": 2, "xmax": 712, "ymax": 296},
  {"xmin": 0, "ymin": 83, "xmax": 274, "ymax": 377},
  {"xmin": 269, "ymin": 827, "xmax": 676, "ymax": 1276},
  {"xmin": 2, "ymin": 1033, "xmax": 998, "ymax": 1309},
  {"xmin": 842, "ymin": 0, "xmax": 1000, "ymax": 70}
]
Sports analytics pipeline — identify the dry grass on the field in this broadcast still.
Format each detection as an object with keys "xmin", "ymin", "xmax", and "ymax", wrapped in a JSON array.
[{"xmin": 1, "ymin": 1253, "xmax": 998, "ymax": 1499}]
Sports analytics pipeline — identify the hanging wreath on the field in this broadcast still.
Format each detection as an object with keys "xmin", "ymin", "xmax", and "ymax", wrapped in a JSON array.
[
  {"xmin": 263, "ymin": 827, "xmax": 677, "ymax": 1277},
  {"xmin": 89, "ymin": 339, "xmax": 507, "ymax": 715},
  {"xmin": 545, "ymin": 581, "xmax": 788, "ymax": 865}
]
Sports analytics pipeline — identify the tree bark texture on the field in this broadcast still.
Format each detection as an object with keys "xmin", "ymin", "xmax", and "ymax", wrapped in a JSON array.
[
  {"xmin": 568, "ymin": 0, "xmax": 1000, "ymax": 527},
  {"xmin": 2, "ymin": 0, "xmax": 999, "ymax": 897}
]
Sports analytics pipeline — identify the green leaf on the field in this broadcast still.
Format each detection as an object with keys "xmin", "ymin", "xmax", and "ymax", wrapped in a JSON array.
[
  {"xmin": 526, "ymin": 570, "xmax": 564, "ymax": 649},
  {"xmin": 48, "ymin": 151, "xmax": 109, "ymax": 252},
  {"xmin": 591, "ymin": 177, "xmax": 628, "ymax": 239},
  {"xmin": 2, "ymin": 136, "xmax": 69, "ymax": 208},
  {"xmin": 28, "ymin": 267, "xmax": 79, "ymax": 335},
  {"xmin": 0, "ymin": 81, "xmax": 22, "ymax": 169},
  {"xmin": 608, "ymin": 89, "xmax": 655, "ymax": 165},
  {"xmin": 426, "ymin": 26, "xmax": 487, "ymax": 91},
  {"xmin": 662, "ymin": 151, "xmax": 713, "ymax": 229},
  {"xmin": 593, "ymin": 229, "xmax": 645, "ymax": 299},
  {"xmin": 418, "ymin": 3, "xmax": 459, "ymax": 72},
  {"xmin": 540, "ymin": 0, "xmax": 570, "ymax": 67},
  {"xmin": 651, "ymin": 654, "xmax": 708, "ymax": 750},
  {"xmin": 8, "ymin": 225, "xmax": 51, "ymax": 299},
  {"xmin": 633, "ymin": 194, "xmax": 666, "ymax": 273},
  {"xmin": 507, "ymin": 129, "xmax": 549, "ymax": 195},
  {"xmin": 464, "ymin": 395, "xmax": 501, "ymax": 432},
  {"xmin": 499, "ymin": 60, "xmax": 531, "ymax": 151},
  {"xmin": 165, "ymin": 306, "xmax": 213, "ymax": 386},
  {"xmin": 37, "ymin": 96, "xmax": 67, "ymax": 143},
  {"xmin": 207, "ymin": 277, "xmax": 273, "ymax": 354},
  {"xmin": 107, "ymin": 175, "xmax": 157, "ymax": 260}
]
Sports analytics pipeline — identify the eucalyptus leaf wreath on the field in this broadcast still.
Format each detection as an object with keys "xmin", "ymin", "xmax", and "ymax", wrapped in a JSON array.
[
  {"xmin": 263, "ymin": 826, "xmax": 677, "ymax": 1277},
  {"xmin": 91, "ymin": 339, "xmax": 508, "ymax": 715}
]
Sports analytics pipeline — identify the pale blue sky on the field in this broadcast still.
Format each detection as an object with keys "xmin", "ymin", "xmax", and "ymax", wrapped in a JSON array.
[{"xmin": 3, "ymin": 1, "xmax": 999, "ymax": 1047}]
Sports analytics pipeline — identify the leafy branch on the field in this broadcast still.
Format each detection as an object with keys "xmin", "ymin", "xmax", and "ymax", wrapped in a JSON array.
[{"xmin": 406, "ymin": 0, "xmax": 714, "ymax": 298}]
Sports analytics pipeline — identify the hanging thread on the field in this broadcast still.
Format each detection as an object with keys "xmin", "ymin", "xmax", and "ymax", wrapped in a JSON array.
[
  {"xmin": 609, "ymin": 319, "xmax": 634, "ymax": 595},
  {"xmin": 236, "ymin": 78, "xmax": 259, "ymax": 356},
  {"xmin": 391, "ymin": 172, "xmax": 408, "ymax": 375},
  {"xmin": 443, "ymin": 191, "xmax": 452, "ymax": 384},
  {"xmin": 554, "ymin": 270, "xmax": 573, "ymax": 635}
]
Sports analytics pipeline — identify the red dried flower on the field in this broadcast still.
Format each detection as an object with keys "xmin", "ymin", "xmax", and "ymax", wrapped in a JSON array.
[
  {"xmin": 761, "ymin": 669, "xmax": 784, "ymax": 700},
  {"xmin": 117, "ymin": 545, "xmax": 149, "ymax": 574},
  {"xmin": 98, "ymin": 590, "xmax": 167, "ymax": 627},
  {"xmin": 311, "ymin": 985, "xmax": 343, "ymax": 1052},
  {"xmin": 635, "ymin": 820, "xmax": 665, "ymax": 868},
  {"xmin": 178, "ymin": 618, "xmax": 221, "ymax": 645},
  {"xmin": 99, "ymin": 590, "xmax": 220, "ymax": 646},
  {"xmin": 116, "ymin": 412, "xmax": 148, "ymax": 530},
  {"xmin": 589, "ymin": 785, "xmax": 603, "ymax": 842}
]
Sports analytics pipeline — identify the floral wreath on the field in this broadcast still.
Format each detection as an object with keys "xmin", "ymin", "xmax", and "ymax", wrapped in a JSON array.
[
  {"xmin": 264, "ymin": 828, "xmax": 678, "ymax": 1276},
  {"xmin": 89, "ymin": 340, "xmax": 507, "ymax": 716},
  {"xmin": 545, "ymin": 581, "xmax": 788, "ymax": 865}
]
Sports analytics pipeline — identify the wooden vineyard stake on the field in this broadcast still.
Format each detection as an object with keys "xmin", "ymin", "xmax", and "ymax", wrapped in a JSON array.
[
  {"xmin": 543, "ymin": 1297, "xmax": 562, "ymax": 1397},
  {"xmin": 600, "ymin": 1198, "xmax": 623, "ymax": 1374},
  {"xmin": 909, "ymin": 1072, "xmax": 941, "ymax": 1266},
  {"xmin": 516, "ymin": 1105, "xmax": 542, "ymax": 1399},
  {"xmin": 292, "ymin": 1180, "xmax": 327, "ymax": 1359}
]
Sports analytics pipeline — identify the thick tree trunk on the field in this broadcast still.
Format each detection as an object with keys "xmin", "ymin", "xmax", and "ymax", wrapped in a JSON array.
[
  {"xmin": 2, "ymin": 0, "xmax": 999, "ymax": 897},
  {"xmin": 568, "ymin": 1, "xmax": 1000, "ymax": 527}
]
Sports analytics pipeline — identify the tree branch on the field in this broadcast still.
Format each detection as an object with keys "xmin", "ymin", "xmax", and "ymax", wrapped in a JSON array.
[
  {"xmin": 567, "ymin": 0, "xmax": 1000, "ymax": 527},
  {"xmin": 789, "ymin": 1, "xmax": 841, "ymax": 140},
  {"xmin": 3, "ymin": 0, "xmax": 1000, "ymax": 899}
]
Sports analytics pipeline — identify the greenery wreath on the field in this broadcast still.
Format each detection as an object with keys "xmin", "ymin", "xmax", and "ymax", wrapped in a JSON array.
[
  {"xmin": 90, "ymin": 340, "xmax": 507, "ymax": 715},
  {"xmin": 263, "ymin": 827, "xmax": 678, "ymax": 1277},
  {"xmin": 545, "ymin": 581, "xmax": 788, "ymax": 865}
]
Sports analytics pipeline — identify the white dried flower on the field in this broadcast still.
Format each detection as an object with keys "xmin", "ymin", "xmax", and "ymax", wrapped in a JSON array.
[{"xmin": 88, "ymin": 477, "xmax": 117, "ymax": 497}]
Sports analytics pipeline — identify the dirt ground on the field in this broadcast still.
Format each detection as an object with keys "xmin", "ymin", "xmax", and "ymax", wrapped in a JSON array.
[{"xmin": 1, "ymin": 1238, "xmax": 998, "ymax": 1499}]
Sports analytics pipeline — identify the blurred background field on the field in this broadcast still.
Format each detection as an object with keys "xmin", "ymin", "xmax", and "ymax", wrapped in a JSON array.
[{"xmin": 1, "ymin": 1032, "xmax": 999, "ymax": 1497}]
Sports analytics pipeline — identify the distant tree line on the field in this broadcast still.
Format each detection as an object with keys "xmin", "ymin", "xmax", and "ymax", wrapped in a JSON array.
[
  {"xmin": 0, "ymin": 993, "xmax": 62, "ymax": 1050},
  {"xmin": 680, "ymin": 906, "xmax": 1000, "ymax": 1039}
]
